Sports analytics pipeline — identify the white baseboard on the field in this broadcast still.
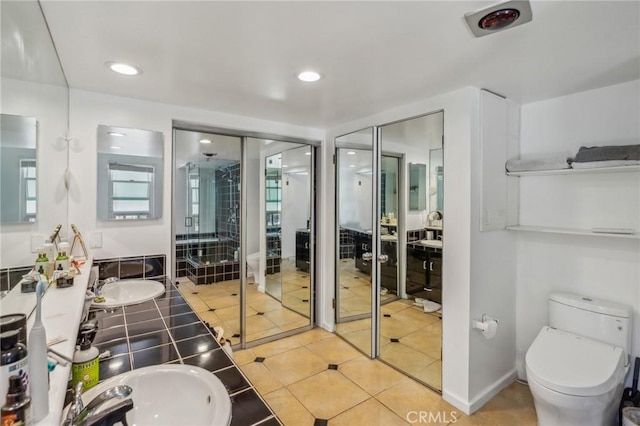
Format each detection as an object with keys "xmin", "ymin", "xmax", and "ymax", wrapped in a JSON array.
[{"xmin": 443, "ymin": 368, "xmax": 517, "ymax": 415}]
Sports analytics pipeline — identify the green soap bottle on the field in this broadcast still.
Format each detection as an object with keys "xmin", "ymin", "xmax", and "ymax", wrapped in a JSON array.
[
  {"xmin": 34, "ymin": 253, "xmax": 50, "ymax": 279},
  {"xmin": 71, "ymin": 330, "xmax": 99, "ymax": 391}
]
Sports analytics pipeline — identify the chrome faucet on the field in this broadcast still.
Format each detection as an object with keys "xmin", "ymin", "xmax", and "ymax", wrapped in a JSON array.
[
  {"xmin": 93, "ymin": 277, "xmax": 118, "ymax": 296},
  {"xmin": 63, "ymin": 382, "xmax": 133, "ymax": 426}
]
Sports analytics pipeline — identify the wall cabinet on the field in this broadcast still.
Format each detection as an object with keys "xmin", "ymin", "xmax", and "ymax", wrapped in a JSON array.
[
  {"xmin": 354, "ymin": 232, "xmax": 372, "ymax": 275},
  {"xmin": 295, "ymin": 230, "xmax": 310, "ymax": 272},
  {"xmin": 406, "ymin": 244, "xmax": 441, "ymax": 302}
]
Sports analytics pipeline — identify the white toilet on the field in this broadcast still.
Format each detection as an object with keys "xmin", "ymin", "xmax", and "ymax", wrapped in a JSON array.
[
  {"xmin": 246, "ymin": 252, "xmax": 260, "ymax": 285},
  {"xmin": 525, "ymin": 292, "xmax": 632, "ymax": 426}
]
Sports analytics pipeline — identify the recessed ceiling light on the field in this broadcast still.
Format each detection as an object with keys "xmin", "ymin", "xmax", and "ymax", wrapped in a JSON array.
[
  {"xmin": 305, "ymin": 152, "xmax": 311, "ymax": 156},
  {"xmin": 110, "ymin": 146, "xmax": 122, "ymax": 150},
  {"xmin": 108, "ymin": 132, "xmax": 126, "ymax": 137},
  {"xmin": 297, "ymin": 71, "xmax": 322, "ymax": 82},
  {"xmin": 106, "ymin": 61, "xmax": 142, "ymax": 76},
  {"xmin": 199, "ymin": 139, "xmax": 212, "ymax": 144},
  {"xmin": 347, "ymin": 151, "xmax": 356, "ymax": 155},
  {"xmin": 349, "ymin": 165, "xmax": 356, "ymax": 168}
]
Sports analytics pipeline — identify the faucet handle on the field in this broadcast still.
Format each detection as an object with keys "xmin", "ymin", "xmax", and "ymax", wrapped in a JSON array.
[{"xmin": 65, "ymin": 382, "xmax": 84, "ymax": 424}]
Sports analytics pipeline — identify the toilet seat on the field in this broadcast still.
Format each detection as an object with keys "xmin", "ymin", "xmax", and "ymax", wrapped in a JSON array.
[{"xmin": 526, "ymin": 326, "xmax": 625, "ymax": 397}]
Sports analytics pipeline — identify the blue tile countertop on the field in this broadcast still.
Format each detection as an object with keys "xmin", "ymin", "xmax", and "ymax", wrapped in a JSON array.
[{"xmin": 85, "ymin": 277, "xmax": 281, "ymax": 426}]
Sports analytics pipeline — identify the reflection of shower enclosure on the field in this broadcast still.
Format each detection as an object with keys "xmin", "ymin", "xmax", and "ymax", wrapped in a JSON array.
[{"xmin": 182, "ymin": 160, "xmax": 241, "ymax": 284}]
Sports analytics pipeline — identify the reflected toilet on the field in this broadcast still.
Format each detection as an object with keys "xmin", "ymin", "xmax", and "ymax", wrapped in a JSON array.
[{"xmin": 246, "ymin": 252, "xmax": 260, "ymax": 285}]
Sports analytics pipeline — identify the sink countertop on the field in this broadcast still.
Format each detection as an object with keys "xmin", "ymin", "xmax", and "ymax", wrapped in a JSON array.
[
  {"xmin": 408, "ymin": 239, "xmax": 443, "ymax": 249},
  {"xmin": 33, "ymin": 257, "xmax": 94, "ymax": 426},
  {"xmin": 81, "ymin": 278, "xmax": 280, "ymax": 426}
]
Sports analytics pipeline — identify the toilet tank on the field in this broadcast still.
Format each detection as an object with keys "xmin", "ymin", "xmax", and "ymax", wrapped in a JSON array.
[{"xmin": 549, "ymin": 292, "xmax": 632, "ymax": 358}]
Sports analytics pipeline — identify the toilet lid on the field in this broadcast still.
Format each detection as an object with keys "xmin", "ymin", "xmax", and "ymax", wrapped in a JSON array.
[{"xmin": 526, "ymin": 326, "xmax": 625, "ymax": 397}]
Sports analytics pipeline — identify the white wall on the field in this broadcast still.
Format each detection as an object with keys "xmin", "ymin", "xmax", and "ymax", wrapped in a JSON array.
[
  {"xmin": 68, "ymin": 89, "xmax": 323, "ymax": 275},
  {"xmin": 1, "ymin": 79, "xmax": 68, "ymax": 267},
  {"xmin": 515, "ymin": 80, "xmax": 640, "ymax": 387},
  {"xmin": 281, "ymin": 173, "xmax": 309, "ymax": 259}
]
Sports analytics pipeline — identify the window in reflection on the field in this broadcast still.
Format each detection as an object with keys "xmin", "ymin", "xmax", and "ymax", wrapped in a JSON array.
[
  {"xmin": 20, "ymin": 159, "xmax": 37, "ymax": 221},
  {"xmin": 108, "ymin": 164, "xmax": 155, "ymax": 220}
]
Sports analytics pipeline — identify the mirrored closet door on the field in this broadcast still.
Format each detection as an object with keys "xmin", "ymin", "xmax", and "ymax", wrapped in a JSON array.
[
  {"xmin": 174, "ymin": 128, "xmax": 316, "ymax": 348},
  {"xmin": 334, "ymin": 111, "xmax": 444, "ymax": 391}
]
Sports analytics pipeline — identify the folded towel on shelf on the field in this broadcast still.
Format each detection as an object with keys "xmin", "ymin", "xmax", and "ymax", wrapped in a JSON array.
[
  {"xmin": 571, "ymin": 159, "xmax": 640, "ymax": 169},
  {"xmin": 505, "ymin": 157, "xmax": 571, "ymax": 172},
  {"xmin": 573, "ymin": 144, "xmax": 640, "ymax": 162}
]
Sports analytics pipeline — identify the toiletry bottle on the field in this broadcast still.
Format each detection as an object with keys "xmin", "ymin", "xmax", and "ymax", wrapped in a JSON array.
[
  {"xmin": 71, "ymin": 330, "xmax": 99, "ymax": 391},
  {"xmin": 55, "ymin": 252, "xmax": 69, "ymax": 271},
  {"xmin": 34, "ymin": 253, "xmax": 49, "ymax": 280},
  {"xmin": 42, "ymin": 241, "xmax": 55, "ymax": 266},
  {"xmin": 0, "ymin": 330, "xmax": 29, "ymax": 406},
  {"xmin": 1, "ymin": 375, "xmax": 32, "ymax": 426}
]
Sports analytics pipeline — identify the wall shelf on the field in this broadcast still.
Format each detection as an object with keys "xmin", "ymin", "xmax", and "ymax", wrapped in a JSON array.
[
  {"xmin": 506, "ymin": 225, "xmax": 639, "ymax": 239},
  {"xmin": 506, "ymin": 164, "xmax": 640, "ymax": 177}
]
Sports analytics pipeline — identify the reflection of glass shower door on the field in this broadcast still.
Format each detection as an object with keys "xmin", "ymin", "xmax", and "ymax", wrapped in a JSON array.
[
  {"xmin": 265, "ymin": 156, "xmax": 282, "ymax": 302},
  {"xmin": 335, "ymin": 128, "xmax": 376, "ymax": 357},
  {"xmin": 185, "ymin": 162, "xmax": 199, "ymax": 264}
]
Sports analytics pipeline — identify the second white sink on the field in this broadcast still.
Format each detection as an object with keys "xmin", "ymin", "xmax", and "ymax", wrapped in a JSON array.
[
  {"xmin": 66, "ymin": 364, "xmax": 232, "ymax": 425},
  {"xmin": 91, "ymin": 279, "xmax": 165, "ymax": 308}
]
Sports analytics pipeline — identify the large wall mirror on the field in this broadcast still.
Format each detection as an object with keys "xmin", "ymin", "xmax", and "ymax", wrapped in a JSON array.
[
  {"xmin": 0, "ymin": 0, "xmax": 69, "ymax": 308},
  {"xmin": 1, "ymin": 1, "xmax": 69, "ymax": 267},
  {"xmin": 1, "ymin": 115, "xmax": 37, "ymax": 224},
  {"xmin": 97, "ymin": 125, "xmax": 164, "ymax": 221}
]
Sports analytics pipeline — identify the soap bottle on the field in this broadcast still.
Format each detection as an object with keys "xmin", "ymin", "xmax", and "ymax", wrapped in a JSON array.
[
  {"xmin": 71, "ymin": 330, "xmax": 99, "ymax": 391},
  {"xmin": 34, "ymin": 253, "xmax": 49, "ymax": 280},
  {"xmin": 55, "ymin": 252, "xmax": 69, "ymax": 271},
  {"xmin": 0, "ymin": 330, "xmax": 29, "ymax": 406},
  {"xmin": 1, "ymin": 376, "xmax": 32, "ymax": 426}
]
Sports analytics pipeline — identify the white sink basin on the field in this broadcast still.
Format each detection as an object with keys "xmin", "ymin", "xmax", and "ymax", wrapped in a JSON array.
[
  {"xmin": 67, "ymin": 364, "xmax": 232, "ymax": 425},
  {"xmin": 419, "ymin": 239, "xmax": 443, "ymax": 248},
  {"xmin": 91, "ymin": 279, "xmax": 165, "ymax": 308}
]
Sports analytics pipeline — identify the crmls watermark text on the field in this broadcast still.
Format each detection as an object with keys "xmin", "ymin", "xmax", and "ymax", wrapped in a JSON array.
[{"xmin": 406, "ymin": 411, "xmax": 459, "ymax": 424}]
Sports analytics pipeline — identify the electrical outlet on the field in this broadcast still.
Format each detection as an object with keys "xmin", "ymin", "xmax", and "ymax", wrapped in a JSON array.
[{"xmin": 31, "ymin": 234, "xmax": 45, "ymax": 253}]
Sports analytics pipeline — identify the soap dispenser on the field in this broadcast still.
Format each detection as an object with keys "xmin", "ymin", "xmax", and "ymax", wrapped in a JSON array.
[{"xmin": 72, "ymin": 329, "xmax": 99, "ymax": 391}]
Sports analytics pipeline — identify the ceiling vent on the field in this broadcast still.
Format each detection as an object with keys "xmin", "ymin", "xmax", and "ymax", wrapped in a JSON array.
[{"xmin": 464, "ymin": 0, "xmax": 532, "ymax": 38}]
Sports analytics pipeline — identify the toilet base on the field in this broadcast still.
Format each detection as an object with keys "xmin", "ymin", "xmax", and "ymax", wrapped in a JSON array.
[{"xmin": 528, "ymin": 372, "xmax": 623, "ymax": 426}]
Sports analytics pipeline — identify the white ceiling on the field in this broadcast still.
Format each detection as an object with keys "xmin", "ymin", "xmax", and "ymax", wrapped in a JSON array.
[{"xmin": 40, "ymin": 1, "xmax": 640, "ymax": 128}]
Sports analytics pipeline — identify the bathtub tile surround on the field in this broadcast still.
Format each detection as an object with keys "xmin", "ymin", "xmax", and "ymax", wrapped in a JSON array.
[
  {"xmin": 235, "ymin": 328, "xmax": 537, "ymax": 425},
  {"xmin": 94, "ymin": 254, "xmax": 166, "ymax": 280},
  {"xmin": 86, "ymin": 277, "xmax": 280, "ymax": 425},
  {"xmin": 175, "ymin": 234, "xmax": 282, "ymax": 285}
]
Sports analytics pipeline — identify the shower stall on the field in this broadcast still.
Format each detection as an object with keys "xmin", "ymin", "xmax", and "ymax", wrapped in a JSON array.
[{"xmin": 181, "ymin": 159, "xmax": 242, "ymax": 284}]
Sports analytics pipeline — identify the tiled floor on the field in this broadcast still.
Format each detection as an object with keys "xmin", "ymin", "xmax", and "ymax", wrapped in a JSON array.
[
  {"xmin": 235, "ymin": 328, "xmax": 538, "ymax": 426},
  {"xmin": 336, "ymin": 263, "xmax": 444, "ymax": 390},
  {"xmin": 176, "ymin": 272, "xmax": 310, "ymax": 343}
]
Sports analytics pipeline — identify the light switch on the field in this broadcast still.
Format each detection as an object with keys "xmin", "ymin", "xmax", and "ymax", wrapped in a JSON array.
[
  {"xmin": 31, "ymin": 234, "xmax": 45, "ymax": 253},
  {"xmin": 90, "ymin": 232, "xmax": 103, "ymax": 248}
]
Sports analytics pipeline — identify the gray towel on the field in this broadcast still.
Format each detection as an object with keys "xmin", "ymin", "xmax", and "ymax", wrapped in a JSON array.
[
  {"xmin": 573, "ymin": 144, "xmax": 640, "ymax": 162},
  {"xmin": 571, "ymin": 160, "xmax": 640, "ymax": 169},
  {"xmin": 505, "ymin": 157, "xmax": 571, "ymax": 172}
]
